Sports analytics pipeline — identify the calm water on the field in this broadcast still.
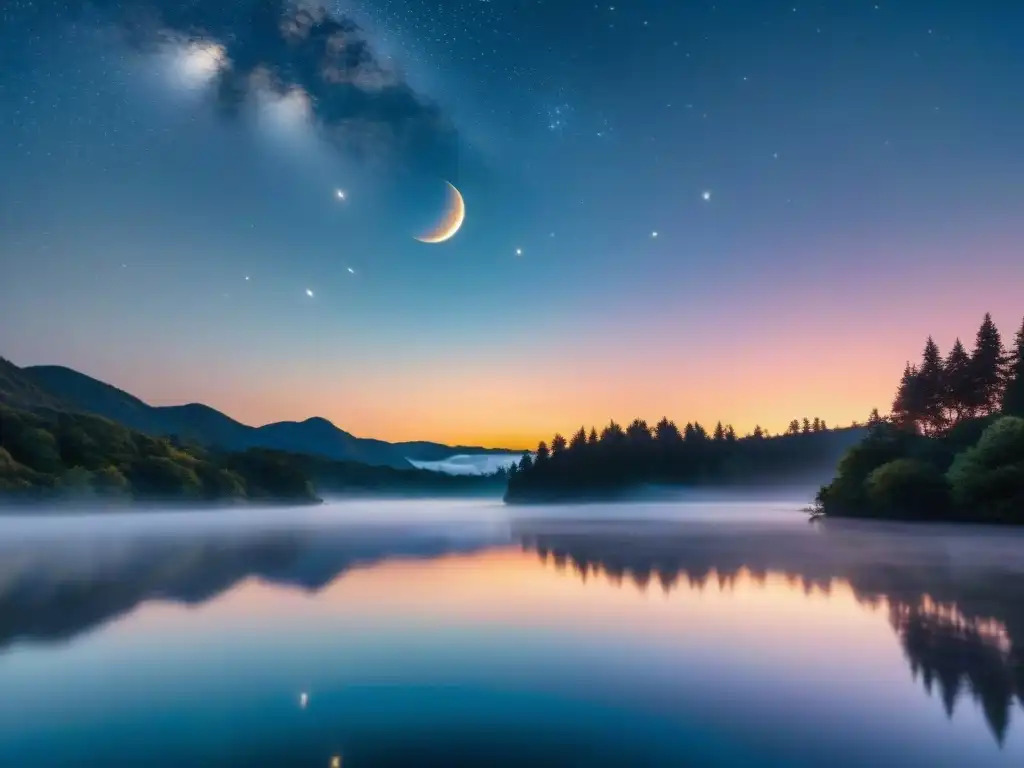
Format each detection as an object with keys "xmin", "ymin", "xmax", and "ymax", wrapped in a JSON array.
[{"xmin": 1, "ymin": 499, "xmax": 1023, "ymax": 767}]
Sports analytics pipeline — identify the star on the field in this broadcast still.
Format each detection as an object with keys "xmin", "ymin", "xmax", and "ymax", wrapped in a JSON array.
[
  {"xmin": 244, "ymin": 275, "xmax": 250, "ymax": 281},
  {"xmin": 651, "ymin": 231, "xmax": 658, "ymax": 238},
  {"xmin": 347, "ymin": 267, "xmax": 355, "ymax": 274},
  {"xmin": 335, "ymin": 189, "xmax": 346, "ymax": 201},
  {"xmin": 515, "ymin": 247, "xmax": 523, "ymax": 256},
  {"xmin": 702, "ymin": 190, "xmax": 712, "ymax": 201},
  {"xmin": 305, "ymin": 289, "xmax": 314, "ymax": 297},
  {"xmin": 299, "ymin": 692, "xmax": 308, "ymax": 708}
]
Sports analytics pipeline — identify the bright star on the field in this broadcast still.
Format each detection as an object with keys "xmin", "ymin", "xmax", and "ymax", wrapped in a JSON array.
[
  {"xmin": 515, "ymin": 247, "xmax": 523, "ymax": 256},
  {"xmin": 299, "ymin": 692, "xmax": 308, "ymax": 708},
  {"xmin": 702, "ymin": 190, "xmax": 712, "ymax": 201},
  {"xmin": 244, "ymin": 275, "xmax": 250, "ymax": 281},
  {"xmin": 335, "ymin": 189, "xmax": 346, "ymax": 201},
  {"xmin": 305, "ymin": 289, "xmax": 314, "ymax": 297},
  {"xmin": 651, "ymin": 231, "xmax": 658, "ymax": 238},
  {"xmin": 347, "ymin": 267, "xmax": 355, "ymax": 274}
]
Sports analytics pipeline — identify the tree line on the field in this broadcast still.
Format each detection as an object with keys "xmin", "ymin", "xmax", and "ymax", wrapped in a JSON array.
[
  {"xmin": 816, "ymin": 312, "xmax": 1024, "ymax": 523},
  {"xmin": 505, "ymin": 414, "xmax": 861, "ymax": 502},
  {"xmin": 892, "ymin": 313, "xmax": 1024, "ymax": 434}
]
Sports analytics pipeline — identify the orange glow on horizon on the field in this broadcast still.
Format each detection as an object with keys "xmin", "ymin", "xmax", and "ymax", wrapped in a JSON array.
[{"xmin": 100, "ymin": 304, "xmax": 1024, "ymax": 451}]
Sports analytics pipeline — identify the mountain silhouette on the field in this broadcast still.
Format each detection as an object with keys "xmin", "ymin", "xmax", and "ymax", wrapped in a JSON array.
[
  {"xmin": 12, "ymin": 362, "xmax": 514, "ymax": 469},
  {"xmin": 0, "ymin": 357, "xmax": 65, "ymax": 412}
]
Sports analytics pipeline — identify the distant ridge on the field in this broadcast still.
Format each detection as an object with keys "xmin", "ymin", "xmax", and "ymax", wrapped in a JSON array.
[
  {"xmin": 0, "ymin": 357, "xmax": 66, "ymax": 412},
  {"xmin": 11, "ymin": 362, "xmax": 515, "ymax": 469}
]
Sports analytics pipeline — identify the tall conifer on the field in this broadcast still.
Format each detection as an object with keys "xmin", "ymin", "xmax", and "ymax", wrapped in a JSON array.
[
  {"xmin": 918, "ymin": 337, "xmax": 946, "ymax": 434},
  {"xmin": 970, "ymin": 313, "xmax": 1005, "ymax": 415},
  {"xmin": 1002, "ymin": 317, "xmax": 1024, "ymax": 417},
  {"xmin": 892, "ymin": 362, "xmax": 923, "ymax": 432},
  {"xmin": 943, "ymin": 338, "xmax": 973, "ymax": 423}
]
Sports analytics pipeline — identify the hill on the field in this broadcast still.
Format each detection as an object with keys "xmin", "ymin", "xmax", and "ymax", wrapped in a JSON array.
[
  {"xmin": 0, "ymin": 403, "xmax": 319, "ymax": 504},
  {"xmin": 395, "ymin": 440, "xmax": 521, "ymax": 462},
  {"xmin": 0, "ymin": 357, "xmax": 67, "ymax": 411},
  {"xmin": 19, "ymin": 364, "xmax": 469, "ymax": 469},
  {"xmin": 0, "ymin": 401, "xmax": 505, "ymax": 506}
]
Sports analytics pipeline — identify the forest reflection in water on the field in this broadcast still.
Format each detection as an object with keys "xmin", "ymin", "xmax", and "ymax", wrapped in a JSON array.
[
  {"xmin": 1, "ymin": 509, "xmax": 1024, "ymax": 753},
  {"xmin": 517, "ymin": 517, "xmax": 1024, "ymax": 745}
]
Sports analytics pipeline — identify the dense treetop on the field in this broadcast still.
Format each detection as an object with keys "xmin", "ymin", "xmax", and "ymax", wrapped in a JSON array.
[
  {"xmin": 505, "ymin": 412, "xmax": 863, "ymax": 503},
  {"xmin": 818, "ymin": 313, "xmax": 1024, "ymax": 524}
]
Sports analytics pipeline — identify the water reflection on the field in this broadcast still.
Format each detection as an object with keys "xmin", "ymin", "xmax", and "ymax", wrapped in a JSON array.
[
  {"xmin": 0, "ymin": 522, "xmax": 504, "ymax": 651},
  {"xmin": 516, "ymin": 518, "xmax": 1024, "ymax": 744},
  {"xmin": 2, "ymin": 511, "xmax": 1024, "ymax": 762}
]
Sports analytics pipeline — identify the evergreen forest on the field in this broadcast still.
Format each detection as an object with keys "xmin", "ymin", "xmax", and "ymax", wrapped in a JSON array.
[
  {"xmin": 504, "ymin": 414, "xmax": 865, "ymax": 503},
  {"xmin": 816, "ymin": 313, "xmax": 1024, "ymax": 523}
]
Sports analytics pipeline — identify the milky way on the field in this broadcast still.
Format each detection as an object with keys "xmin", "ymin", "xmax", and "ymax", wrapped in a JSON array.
[{"xmin": 61, "ymin": 0, "xmax": 461, "ymax": 175}]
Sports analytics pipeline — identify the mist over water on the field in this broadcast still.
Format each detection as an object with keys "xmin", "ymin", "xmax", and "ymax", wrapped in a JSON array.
[
  {"xmin": 406, "ymin": 453, "xmax": 523, "ymax": 475},
  {"xmin": 2, "ymin": 498, "xmax": 1023, "ymax": 766}
]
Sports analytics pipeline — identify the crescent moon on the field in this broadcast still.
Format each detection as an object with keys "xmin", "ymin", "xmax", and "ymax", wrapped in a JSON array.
[{"xmin": 414, "ymin": 181, "xmax": 465, "ymax": 244}]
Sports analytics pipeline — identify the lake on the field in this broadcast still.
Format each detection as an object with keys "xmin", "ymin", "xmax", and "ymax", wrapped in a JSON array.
[{"xmin": 1, "ymin": 498, "xmax": 1023, "ymax": 766}]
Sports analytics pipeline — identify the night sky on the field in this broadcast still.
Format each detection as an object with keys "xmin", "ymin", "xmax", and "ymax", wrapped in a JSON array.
[{"xmin": 2, "ymin": 1, "xmax": 1022, "ymax": 448}]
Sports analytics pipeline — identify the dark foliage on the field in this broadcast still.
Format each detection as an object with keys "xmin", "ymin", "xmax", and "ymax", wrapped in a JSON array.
[
  {"xmin": 1003, "ymin": 318, "xmax": 1024, "ymax": 417},
  {"xmin": 505, "ymin": 415, "xmax": 863, "ymax": 503},
  {"xmin": 0, "ymin": 404, "xmax": 505, "ymax": 506},
  {"xmin": 818, "ymin": 312, "xmax": 1024, "ymax": 523}
]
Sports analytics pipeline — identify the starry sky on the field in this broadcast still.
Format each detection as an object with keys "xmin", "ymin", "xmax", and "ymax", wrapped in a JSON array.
[{"xmin": 1, "ymin": 0, "xmax": 1022, "ymax": 449}]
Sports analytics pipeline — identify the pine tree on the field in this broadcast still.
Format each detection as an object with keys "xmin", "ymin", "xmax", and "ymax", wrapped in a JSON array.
[
  {"xmin": 917, "ymin": 337, "xmax": 946, "ymax": 434},
  {"xmin": 867, "ymin": 408, "xmax": 885, "ymax": 427},
  {"xmin": 787, "ymin": 419, "xmax": 801, "ymax": 436},
  {"xmin": 943, "ymin": 338, "xmax": 973, "ymax": 423},
  {"xmin": 970, "ymin": 313, "xmax": 1005, "ymax": 415},
  {"xmin": 892, "ymin": 362, "xmax": 923, "ymax": 431},
  {"xmin": 812, "ymin": 417, "xmax": 822, "ymax": 432},
  {"xmin": 600, "ymin": 421, "xmax": 625, "ymax": 444},
  {"xmin": 535, "ymin": 441, "xmax": 550, "ymax": 463},
  {"xmin": 569, "ymin": 427, "xmax": 588, "ymax": 451},
  {"xmin": 725, "ymin": 425, "xmax": 737, "ymax": 442},
  {"xmin": 712, "ymin": 421, "xmax": 726, "ymax": 441},
  {"xmin": 751, "ymin": 425, "xmax": 765, "ymax": 439},
  {"xmin": 550, "ymin": 433, "xmax": 567, "ymax": 456},
  {"xmin": 587, "ymin": 427, "xmax": 599, "ymax": 445},
  {"xmin": 801, "ymin": 418, "xmax": 811, "ymax": 434},
  {"xmin": 654, "ymin": 418, "xmax": 681, "ymax": 443},
  {"xmin": 1002, "ymin": 317, "xmax": 1024, "ymax": 416},
  {"xmin": 626, "ymin": 419, "xmax": 652, "ymax": 444}
]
